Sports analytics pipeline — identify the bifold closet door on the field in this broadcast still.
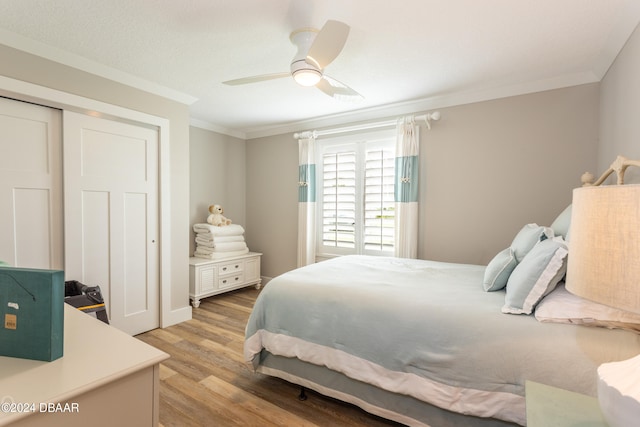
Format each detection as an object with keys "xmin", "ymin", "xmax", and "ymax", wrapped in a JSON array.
[
  {"xmin": 63, "ymin": 110, "xmax": 160, "ymax": 335},
  {"xmin": 0, "ymin": 97, "xmax": 63, "ymax": 269}
]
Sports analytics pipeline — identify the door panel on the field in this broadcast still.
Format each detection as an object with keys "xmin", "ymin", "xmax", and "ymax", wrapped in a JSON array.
[
  {"xmin": 0, "ymin": 97, "xmax": 62, "ymax": 269},
  {"xmin": 14, "ymin": 188, "xmax": 55, "ymax": 267},
  {"xmin": 123, "ymin": 192, "xmax": 150, "ymax": 316},
  {"xmin": 64, "ymin": 111, "xmax": 159, "ymax": 335},
  {"xmin": 80, "ymin": 190, "xmax": 112, "ymax": 310}
]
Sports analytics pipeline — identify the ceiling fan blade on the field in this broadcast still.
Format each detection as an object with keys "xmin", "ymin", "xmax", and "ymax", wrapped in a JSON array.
[
  {"xmin": 306, "ymin": 20, "xmax": 350, "ymax": 69},
  {"xmin": 222, "ymin": 72, "xmax": 290, "ymax": 86},
  {"xmin": 316, "ymin": 75, "xmax": 363, "ymax": 101}
]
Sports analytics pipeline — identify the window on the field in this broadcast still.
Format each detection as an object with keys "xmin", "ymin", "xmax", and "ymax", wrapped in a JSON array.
[{"xmin": 317, "ymin": 130, "xmax": 395, "ymax": 256}]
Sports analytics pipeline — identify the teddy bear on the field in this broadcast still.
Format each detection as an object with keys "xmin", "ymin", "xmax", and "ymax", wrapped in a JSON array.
[{"xmin": 207, "ymin": 204, "xmax": 232, "ymax": 226}]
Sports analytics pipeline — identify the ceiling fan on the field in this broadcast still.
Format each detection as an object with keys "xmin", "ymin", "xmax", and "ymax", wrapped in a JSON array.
[{"xmin": 222, "ymin": 20, "xmax": 363, "ymax": 101}]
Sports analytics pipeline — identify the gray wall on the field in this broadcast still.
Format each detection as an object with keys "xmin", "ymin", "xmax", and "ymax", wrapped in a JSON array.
[
  {"xmin": 245, "ymin": 84, "xmax": 600, "ymax": 278},
  {"xmin": 189, "ymin": 127, "xmax": 246, "ymax": 255},
  {"xmin": 245, "ymin": 133, "xmax": 299, "ymax": 278},
  {"xmin": 419, "ymin": 85, "xmax": 598, "ymax": 265},
  {"xmin": 600, "ymin": 23, "xmax": 640, "ymax": 184}
]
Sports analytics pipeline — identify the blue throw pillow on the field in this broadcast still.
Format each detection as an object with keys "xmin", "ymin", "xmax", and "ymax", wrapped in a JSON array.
[
  {"xmin": 483, "ymin": 248, "xmax": 517, "ymax": 291},
  {"xmin": 502, "ymin": 238, "xmax": 569, "ymax": 315},
  {"xmin": 550, "ymin": 205, "xmax": 572, "ymax": 239},
  {"xmin": 510, "ymin": 223, "xmax": 553, "ymax": 262}
]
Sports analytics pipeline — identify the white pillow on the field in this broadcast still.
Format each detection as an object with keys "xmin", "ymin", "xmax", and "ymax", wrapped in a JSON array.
[
  {"xmin": 483, "ymin": 248, "xmax": 517, "ymax": 292},
  {"xmin": 502, "ymin": 238, "xmax": 568, "ymax": 315},
  {"xmin": 535, "ymin": 285, "xmax": 640, "ymax": 332}
]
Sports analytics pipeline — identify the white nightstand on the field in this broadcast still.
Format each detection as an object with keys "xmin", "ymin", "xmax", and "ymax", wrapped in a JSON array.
[
  {"xmin": 526, "ymin": 381, "xmax": 609, "ymax": 426},
  {"xmin": 189, "ymin": 252, "xmax": 262, "ymax": 308}
]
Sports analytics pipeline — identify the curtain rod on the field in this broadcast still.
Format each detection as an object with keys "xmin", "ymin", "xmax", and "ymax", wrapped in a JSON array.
[{"xmin": 293, "ymin": 111, "xmax": 441, "ymax": 140}]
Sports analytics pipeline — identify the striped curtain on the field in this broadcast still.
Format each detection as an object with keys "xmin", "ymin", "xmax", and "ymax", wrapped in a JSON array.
[
  {"xmin": 394, "ymin": 117, "xmax": 419, "ymax": 258},
  {"xmin": 297, "ymin": 136, "xmax": 317, "ymax": 267}
]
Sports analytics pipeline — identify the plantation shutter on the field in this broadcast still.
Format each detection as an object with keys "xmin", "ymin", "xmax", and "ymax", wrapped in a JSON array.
[
  {"xmin": 318, "ymin": 136, "xmax": 395, "ymax": 256},
  {"xmin": 364, "ymin": 147, "xmax": 396, "ymax": 252},
  {"xmin": 321, "ymin": 150, "xmax": 356, "ymax": 249}
]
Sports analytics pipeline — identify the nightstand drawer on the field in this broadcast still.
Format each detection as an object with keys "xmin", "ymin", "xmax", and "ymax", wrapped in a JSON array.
[
  {"xmin": 219, "ymin": 273, "xmax": 244, "ymax": 289},
  {"xmin": 219, "ymin": 260, "xmax": 243, "ymax": 276}
]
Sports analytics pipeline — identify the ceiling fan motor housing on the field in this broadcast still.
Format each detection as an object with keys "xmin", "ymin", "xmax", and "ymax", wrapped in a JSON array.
[
  {"xmin": 290, "ymin": 29, "xmax": 323, "ymax": 86},
  {"xmin": 291, "ymin": 60, "xmax": 322, "ymax": 86}
]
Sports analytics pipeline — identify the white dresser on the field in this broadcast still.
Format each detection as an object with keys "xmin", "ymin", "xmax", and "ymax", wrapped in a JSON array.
[
  {"xmin": 188, "ymin": 252, "xmax": 262, "ymax": 308},
  {"xmin": 0, "ymin": 305, "xmax": 168, "ymax": 427}
]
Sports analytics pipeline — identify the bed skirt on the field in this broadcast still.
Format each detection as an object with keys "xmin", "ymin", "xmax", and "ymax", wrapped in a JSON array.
[{"xmin": 257, "ymin": 351, "xmax": 519, "ymax": 427}]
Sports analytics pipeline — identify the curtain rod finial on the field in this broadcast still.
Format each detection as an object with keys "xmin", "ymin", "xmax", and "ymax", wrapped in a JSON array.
[{"xmin": 293, "ymin": 131, "xmax": 316, "ymax": 140}]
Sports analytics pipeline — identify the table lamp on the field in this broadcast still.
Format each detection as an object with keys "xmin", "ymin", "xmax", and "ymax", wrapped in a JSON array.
[{"xmin": 565, "ymin": 155, "xmax": 640, "ymax": 427}]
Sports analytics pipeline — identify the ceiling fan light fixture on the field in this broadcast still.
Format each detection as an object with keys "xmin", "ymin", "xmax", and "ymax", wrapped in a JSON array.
[
  {"xmin": 292, "ymin": 68, "xmax": 322, "ymax": 86},
  {"xmin": 223, "ymin": 20, "xmax": 358, "ymax": 99}
]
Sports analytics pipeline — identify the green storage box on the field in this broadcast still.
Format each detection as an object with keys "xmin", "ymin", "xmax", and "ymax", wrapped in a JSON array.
[{"xmin": 0, "ymin": 267, "xmax": 64, "ymax": 361}]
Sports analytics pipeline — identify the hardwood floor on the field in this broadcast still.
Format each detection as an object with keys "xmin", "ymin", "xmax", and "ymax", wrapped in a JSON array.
[{"xmin": 136, "ymin": 287, "xmax": 403, "ymax": 427}]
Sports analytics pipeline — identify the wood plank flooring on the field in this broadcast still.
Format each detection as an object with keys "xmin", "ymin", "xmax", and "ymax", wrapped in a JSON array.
[{"xmin": 136, "ymin": 287, "xmax": 402, "ymax": 427}]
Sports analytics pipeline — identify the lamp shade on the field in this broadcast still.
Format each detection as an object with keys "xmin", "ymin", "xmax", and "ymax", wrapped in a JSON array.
[{"xmin": 565, "ymin": 184, "xmax": 640, "ymax": 314}]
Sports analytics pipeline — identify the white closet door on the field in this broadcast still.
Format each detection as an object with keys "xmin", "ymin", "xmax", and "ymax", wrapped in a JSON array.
[
  {"xmin": 0, "ymin": 97, "xmax": 63, "ymax": 269},
  {"xmin": 63, "ymin": 111, "xmax": 159, "ymax": 335}
]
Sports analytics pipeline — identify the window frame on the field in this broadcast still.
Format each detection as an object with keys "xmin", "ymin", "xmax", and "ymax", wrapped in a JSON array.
[{"xmin": 315, "ymin": 128, "xmax": 396, "ymax": 258}]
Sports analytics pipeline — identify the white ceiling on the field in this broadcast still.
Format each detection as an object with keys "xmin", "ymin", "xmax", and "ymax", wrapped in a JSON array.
[{"xmin": 1, "ymin": 0, "xmax": 639, "ymax": 139}]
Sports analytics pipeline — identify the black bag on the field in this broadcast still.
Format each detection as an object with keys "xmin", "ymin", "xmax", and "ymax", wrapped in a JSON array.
[{"xmin": 64, "ymin": 280, "xmax": 109, "ymax": 324}]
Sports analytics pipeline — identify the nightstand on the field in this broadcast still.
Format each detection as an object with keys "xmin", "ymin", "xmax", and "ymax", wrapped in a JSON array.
[
  {"xmin": 526, "ymin": 381, "xmax": 609, "ymax": 426},
  {"xmin": 189, "ymin": 252, "xmax": 262, "ymax": 308}
]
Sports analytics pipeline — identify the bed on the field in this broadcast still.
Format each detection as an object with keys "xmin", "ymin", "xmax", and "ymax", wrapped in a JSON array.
[{"xmin": 244, "ymin": 218, "xmax": 640, "ymax": 426}]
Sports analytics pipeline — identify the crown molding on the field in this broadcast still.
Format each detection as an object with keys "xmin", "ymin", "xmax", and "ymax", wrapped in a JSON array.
[
  {"xmin": 189, "ymin": 118, "xmax": 247, "ymax": 140},
  {"xmin": 0, "ymin": 28, "xmax": 198, "ymax": 106},
  {"xmin": 242, "ymin": 71, "xmax": 600, "ymax": 140}
]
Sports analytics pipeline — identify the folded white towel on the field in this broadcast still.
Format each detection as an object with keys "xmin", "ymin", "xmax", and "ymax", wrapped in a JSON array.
[
  {"xmin": 195, "ymin": 235, "xmax": 245, "ymax": 248},
  {"xmin": 195, "ymin": 238, "xmax": 216, "ymax": 248},
  {"xmin": 195, "ymin": 232, "xmax": 214, "ymax": 242},
  {"xmin": 193, "ymin": 248, "xmax": 249, "ymax": 260},
  {"xmin": 212, "ymin": 235, "xmax": 245, "ymax": 243},
  {"xmin": 193, "ymin": 223, "xmax": 245, "ymax": 236},
  {"xmin": 195, "ymin": 242, "xmax": 248, "ymax": 254},
  {"xmin": 195, "ymin": 234, "xmax": 244, "ymax": 243}
]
